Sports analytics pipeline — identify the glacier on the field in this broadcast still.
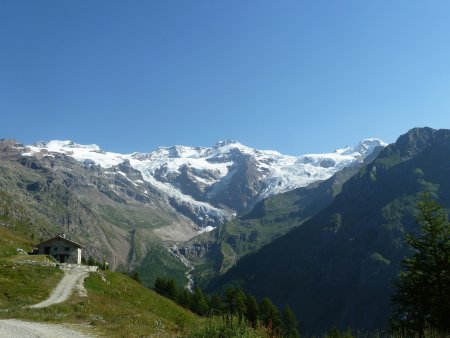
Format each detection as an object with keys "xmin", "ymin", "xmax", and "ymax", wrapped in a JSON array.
[{"xmin": 22, "ymin": 138, "xmax": 387, "ymax": 226}]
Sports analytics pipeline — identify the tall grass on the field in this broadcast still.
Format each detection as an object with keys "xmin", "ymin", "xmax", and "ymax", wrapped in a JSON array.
[{"xmin": 186, "ymin": 315, "xmax": 272, "ymax": 338}]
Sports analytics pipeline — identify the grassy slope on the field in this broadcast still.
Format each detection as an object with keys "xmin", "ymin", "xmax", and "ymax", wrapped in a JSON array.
[
  {"xmin": 0, "ymin": 226, "xmax": 64, "ymax": 309},
  {"xmin": 0, "ymin": 227, "xmax": 275, "ymax": 338},
  {"xmin": 0, "ymin": 261, "xmax": 64, "ymax": 309},
  {"xmin": 0, "ymin": 227, "xmax": 33, "ymax": 257},
  {"xmin": 0, "ymin": 226, "xmax": 198, "ymax": 337},
  {"xmin": 137, "ymin": 242, "xmax": 188, "ymax": 288},
  {"xmin": 1, "ymin": 270, "xmax": 198, "ymax": 337}
]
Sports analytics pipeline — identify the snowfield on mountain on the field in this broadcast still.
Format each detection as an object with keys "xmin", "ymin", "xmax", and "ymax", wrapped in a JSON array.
[{"xmin": 21, "ymin": 139, "xmax": 386, "ymax": 229}]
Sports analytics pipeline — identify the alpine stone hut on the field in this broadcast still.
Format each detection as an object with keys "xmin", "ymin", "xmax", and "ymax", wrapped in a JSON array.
[{"xmin": 35, "ymin": 233, "xmax": 82, "ymax": 264}]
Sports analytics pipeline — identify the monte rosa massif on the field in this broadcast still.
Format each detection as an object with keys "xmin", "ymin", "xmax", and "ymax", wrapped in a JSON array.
[{"xmin": 20, "ymin": 138, "xmax": 386, "ymax": 231}]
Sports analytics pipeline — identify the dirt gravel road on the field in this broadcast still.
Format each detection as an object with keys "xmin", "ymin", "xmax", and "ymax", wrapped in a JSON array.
[
  {"xmin": 28, "ymin": 270, "xmax": 88, "ymax": 308},
  {"xmin": 0, "ymin": 319, "xmax": 91, "ymax": 337},
  {"xmin": 0, "ymin": 270, "xmax": 93, "ymax": 337}
]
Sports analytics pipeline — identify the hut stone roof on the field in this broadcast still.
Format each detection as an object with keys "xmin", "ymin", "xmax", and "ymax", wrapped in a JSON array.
[{"xmin": 36, "ymin": 235, "xmax": 83, "ymax": 248}]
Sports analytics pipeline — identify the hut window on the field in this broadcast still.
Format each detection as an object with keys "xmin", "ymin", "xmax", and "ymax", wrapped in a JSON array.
[{"xmin": 65, "ymin": 247, "xmax": 70, "ymax": 251}]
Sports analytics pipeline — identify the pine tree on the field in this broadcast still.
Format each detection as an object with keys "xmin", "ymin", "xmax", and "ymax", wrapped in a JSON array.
[
  {"xmin": 166, "ymin": 278, "xmax": 178, "ymax": 300},
  {"xmin": 244, "ymin": 295, "xmax": 259, "ymax": 327},
  {"xmin": 224, "ymin": 287, "xmax": 246, "ymax": 315},
  {"xmin": 281, "ymin": 305, "xmax": 300, "ymax": 338},
  {"xmin": 391, "ymin": 194, "xmax": 450, "ymax": 334},
  {"xmin": 259, "ymin": 298, "xmax": 281, "ymax": 331},
  {"xmin": 131, "ymin": 271, "xmax": 141, "ymax": 284},
  {"xmin": 208, "ymin": 293, "xmax": 224, "ymax": 315},
  {"xmin": 326, "ymin": 327, "xmax": 342, "ymax": 338},
  {"xmin": 154, "ymin": 277, "xmax": 178, "ymax": 300},
  {"xmin": 191, "ymin": 287, "xmax": 209, "ymax": 316},
  {"xmin": 154, "ymin": 277, "xmax": 165, "ymax": 295},
  {"xmin": 177, "ymin": 289, "xmax": 193, "ymax": 309}
]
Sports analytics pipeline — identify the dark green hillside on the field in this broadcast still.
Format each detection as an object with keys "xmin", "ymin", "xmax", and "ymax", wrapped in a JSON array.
[
  {"xmin": 187, "ymin": 145, "xmax": 384, "ymax": 287},
  {"xmin": 188, "ymin": 163, "xmax": 364, "ymax": 287},
  {"xmin": 208, "ymin": 127, "xmax": 450, "ymax": 334}
]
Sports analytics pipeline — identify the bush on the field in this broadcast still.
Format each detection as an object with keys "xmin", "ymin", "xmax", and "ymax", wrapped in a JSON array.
[{"xmin": 186, "ymin": 315, "xmax": 271, "ymax": 338}]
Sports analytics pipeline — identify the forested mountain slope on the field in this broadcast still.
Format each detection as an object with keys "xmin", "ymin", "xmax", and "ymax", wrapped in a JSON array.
[
  {"xmin": 208, "ymin": 127, "xmax": 450, "ymax": 334},
  {"xmin": 183, "ymin": 145, "xmax": 384, "ymax": 287}
]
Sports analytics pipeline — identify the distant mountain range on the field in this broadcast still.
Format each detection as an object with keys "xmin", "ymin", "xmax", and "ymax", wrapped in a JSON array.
[
  {"xmin": 0, "ymin": 128, "xmax": 450, "ymax": 334},
  {"xmin": 180, "ymin": 146, "xmax": 385, "ymax": 287},
  {"xmin": 0, "ymin": 137, "xmax": 384, "ymax": 286},
  {"xmin": 3, "ymin": 128, "xmax": 448, "ymax": 334},
  {"xmin": 23, "ymin": 138, "xmax": 386, "ymax": 228}
]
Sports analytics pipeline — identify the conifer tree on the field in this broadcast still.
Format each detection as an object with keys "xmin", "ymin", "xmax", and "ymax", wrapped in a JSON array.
[
  {"xmin": 281, "ymin": 305, "xmax": 300, "ymax": 338},
  {"xmin": 259, "ymin": 298, "xmax": 281, "ymax": 331},
  {"xmin": 154, "ymin": 277, "xmax": 178, "ymax": 300},
  {"xmin": 208, "ymin": 293, "xmax": 224, "ymax": 315},
  {"xmin": 191, "ymin": 287, "xmax": 209, "ymax": 316},
  {"xmin": 154, "ymin": 277, "xmax": 165, "ymax": 295},
  {"xmin": 177, "ymin": 289, "xmax": 193, "ymax": 309},
  {"xmin": 131, "ymin": 271, "xmax": 141, "ymax": 284},
  {"xmin": 166, "ymin": 278, "xmax": 178, "ymax": 300},
  {"xmin": 244, "ymin": 295, "xmax": 259, "ymax": 327},
  {"xmin": 224, "ymin": 287, "xmax": 246, "ymax": 315},
  {"xmin": 391, "ymin": 194, "xmax": 450, "ymax": 334}
]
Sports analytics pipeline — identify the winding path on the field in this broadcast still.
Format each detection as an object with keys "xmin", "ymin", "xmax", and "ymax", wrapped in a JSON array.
[
  {"xmin": 28, "ymin": 270, "xmax": 88, "ymax": 308},
  {"xmin": 0, "ymin": 270, "xmax": 93, "ymax": 337}
]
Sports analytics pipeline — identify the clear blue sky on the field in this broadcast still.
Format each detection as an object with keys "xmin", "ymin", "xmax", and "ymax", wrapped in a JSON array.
[{"xmin": 1, "ymin": 1, "xmax": 450, "ymax": 155}]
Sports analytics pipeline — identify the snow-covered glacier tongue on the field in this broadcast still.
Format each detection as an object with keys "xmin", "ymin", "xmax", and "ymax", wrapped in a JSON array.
[{"xmin": 21, "ymin": 138, "xmax": 387, "ymax": 228}]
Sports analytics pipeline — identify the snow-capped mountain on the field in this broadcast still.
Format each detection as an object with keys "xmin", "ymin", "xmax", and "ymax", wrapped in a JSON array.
[{"xmin": 22, "ymin": 138, "xmax": 387, "ymax": 228}]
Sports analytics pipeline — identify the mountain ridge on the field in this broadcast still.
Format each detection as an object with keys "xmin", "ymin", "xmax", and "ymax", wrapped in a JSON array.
[
  {"xmin": 0, "ymin": 136, "xmax": 386, "ymax": 288},
  {"xmin": 206, "ymin": 127, "xmax": 450, "ymax": 334},
  {"xmin": 181, "ymin": 145, "xmax": 386, "ymax": 287},
  {"xmin": 20, "ymin": 138, "xmax": 386, "ymax": 228}
]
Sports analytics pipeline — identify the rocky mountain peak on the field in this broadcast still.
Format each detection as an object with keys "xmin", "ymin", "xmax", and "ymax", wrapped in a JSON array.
[
  {"xmin": 214, "ymin": 140, "xmax": 240, "ymax": 148},
  {"xmin": 394, "ymin": 127, "xmax": 436, "ymax": 156},
  {"xmin": 354, "ymin": 138, "xmax": 387, "ymax": 156},
  {"xmin": 336, "ymin": 138, "xmax": 387, "ymax": 158}
]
